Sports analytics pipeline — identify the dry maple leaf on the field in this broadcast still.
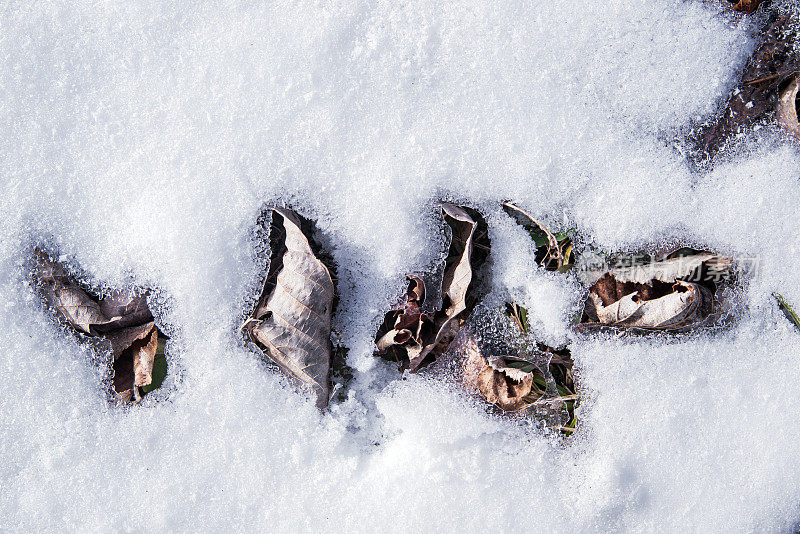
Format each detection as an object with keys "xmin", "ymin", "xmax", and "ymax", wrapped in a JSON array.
[{"xmin": 243, "ymin": 208, "xmax": 334, "ymax": 409}]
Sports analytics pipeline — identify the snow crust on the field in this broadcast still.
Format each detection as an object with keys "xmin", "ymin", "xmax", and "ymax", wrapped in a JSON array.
[{"xmin": 2, "ymin": 0, "xmax": 800, "ymax": 531}]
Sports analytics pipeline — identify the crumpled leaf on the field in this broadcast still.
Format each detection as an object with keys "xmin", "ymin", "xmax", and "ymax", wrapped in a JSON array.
[
  {"xmin": 580, "ymin": 252, "xmax": 733, "ymax": 331},
  {"xmin": 502, "ymin": 201, "xmax": 574, "ymax": 272},
  {"xmin": 375, "ymin": 203, "xmax": 490, "ymax": 372},
  {"xmin": 477, "ymin": 362, "xmax": 534, "ymax": 412},
  {"xmin": 458, "ymin": 319, "xmax": 579, "ymax": 433},
  {"xmin": 375, "ymin": 275, "xmax": 434, "ymax": 364},
  {"xmin": 33, "ymin": 249, "xmax": 165, "ymax": 403},
  {"xmin": 777, "ymin": 72, "xmax": 800, "ymax": 138},
  {"xmin": 243, "ymin": 208, "xmax": 334, "ymax": 408},
  {"xmin": 692, "ymin": 11, "xmax": 797, "ymax": 165}
]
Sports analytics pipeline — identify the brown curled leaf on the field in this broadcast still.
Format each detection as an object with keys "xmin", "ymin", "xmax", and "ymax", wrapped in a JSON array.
[
  {"xmin": 477, "ymin": 364, "xmax": 533, "ymax": 412},
  {"xmin": 375, "ymin": 204, "xmax": 490, "ymax": 372},
  {"xmin": 243, "ymin": 208, "xmax": 334, "ymax": 408},
  {"xmin": 111, "ymin": 322, "xmax": 158, "ymax": 402},
  {"xmin": 579, "ymin": 251, "xmax": 733, "ymax": 331},
  {"xmin": 33, "ymin": 248, "xmax": 167, "ymax": 403}
]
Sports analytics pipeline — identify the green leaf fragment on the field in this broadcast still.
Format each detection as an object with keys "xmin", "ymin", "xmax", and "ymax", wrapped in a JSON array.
[
  {"xmin": 141, "ymin": 355, "xmax": 167, "ymax": 394},
  {"xmin": 774, "ymin": 292, "xmax": 800, "ymax": 332}
]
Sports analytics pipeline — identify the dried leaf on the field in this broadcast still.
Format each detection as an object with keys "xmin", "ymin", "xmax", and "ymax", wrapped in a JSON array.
[
  {"xmin": 477, "ymin": 364, "xmax": 533, "ymax": 412},
  {"xmin": 728, "ymin": 0, "xmax": 765, "ymax": 14},
  {"xmin": 693, "ymin": 12, "xmax": 797, "ymax": 164},
  {"xmin": 456, "ymin": 326, "xmax": 578, "ymax": 432},
  {"xmin": 112, "ymin": 322, "xmax": 158, "ymax": 402},
  {"xmin": 502, "ymin": 201, "xmax": 574, "ymax": 271},
  {"xmin": 244, "ymin": 208, "xmax": 334, "ymax": 408},
  {"xmin": 777, "ymin": 73, "xmax": 800, "ymax": 138},
  {"xmin": 375, "ymin": 204, "xmax": 490, "ymax": 372},
  {"xmin": 33, "ymin": 249, "xmax": 167, "ymax": 403},
  {"xmin": 34, "ymin": 249, "xmax": 107, "ymax": 334},
  {"xmin": 580, "ymin": 252, "xmax": 733, "ymax": 331}
]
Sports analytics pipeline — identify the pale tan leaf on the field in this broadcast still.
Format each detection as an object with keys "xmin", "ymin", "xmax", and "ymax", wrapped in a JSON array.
[
  {"xmin": 408, "ymin": 204, "xmax": 482, "ymax": 371},
  {"xmin": 591, "ymin": 281, "xmax": 706, "ymax": 328},
  {"xmin": 778, "ymin": 73, "xmax": 800, "ymax": 138},
  {"xmin": 35, "ymin": 250, "xmax": 108, "ymax": 334},
  {"xmin": 245, "ymin": 208, "xmax": 333, "ymax": 408},
  {"xmin": 476, "ymin": 364, "xmax": 533, "ymax": 412}
]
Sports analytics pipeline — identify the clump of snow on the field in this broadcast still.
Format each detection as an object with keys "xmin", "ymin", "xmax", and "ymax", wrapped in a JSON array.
[{"xmin": 2, "ymin": 0, "xmax": 799, "ymax": 531}]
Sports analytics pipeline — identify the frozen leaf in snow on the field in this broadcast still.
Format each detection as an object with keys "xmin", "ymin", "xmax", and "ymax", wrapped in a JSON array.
[
  {"xmin": 34, "ymin": 249, "xmax": 107, "ymax": 334},
  {"xmin": 477, "ymin": 362, "xmax": 534, "ymax": 412},
  {"xmin": 692, "ymin": 11, "xmax": 797, "ymax": 164},
  {"xmin": 111, "ymin": 322, "xmax": 158, "ymax": 402},
  {"xmin": 777, "ymin": 73, "xmax": 800, "ymax": 138},
  {"xmin": 244, "ymin": 208, "xmax": 334, "ymax": 409},
  {"xmin": 502, "ymin": 201, "xmax": 574, "ymax": 272},
  {"xmin": 579, "ymin": 251, "xmax": 734, "ymax": 331},
  {"xmin": 375, "ymin": 275, "xmax": 435, "ymax": 366},
  {"xmin": 375, "ymin": 203, "xmax": 490, "ymax": 372},
  {"xmin": 33, "ymin": 249, "xmax": 167, "ymax": 403},
  {"xmin": 456, "ymin": 313, "xmax": 579, "ymax": 432}
]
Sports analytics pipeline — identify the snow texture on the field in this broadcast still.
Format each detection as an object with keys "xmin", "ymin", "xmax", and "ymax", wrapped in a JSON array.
[{"xmin": 2, "ymin": 0, "xmax": 800, "ymax": 531}]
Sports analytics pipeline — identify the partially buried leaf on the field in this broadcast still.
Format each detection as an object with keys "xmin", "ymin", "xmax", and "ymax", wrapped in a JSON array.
[
  {"xmin": 477, "ymin": 363, "xmax": 534, "ymax": 412},
  {"xmin": 728, "ymin": 0, "xmax": 765, "ymax": 14},
  {"xmin": 111, "ymin": 322, "xmax": 158, "ymax": 402},
  {"xmin": 502, "ymin": 201, "xmax": 574, "ymax": 271},
  {"xmin": 243, "ymin": 208, "xmax": 334, "ymax": 408},
  {"xmin": 374, "ymin": 203, "xmax": 490, "ymax": 372},
  {"xmin": 777, "ymin": 72, "xmax": 800, "ymax": 138},
  {"xmin": 34, "ymin": 249, "xmax": 107, "ymax": 334},
  {"xmin": 33, "ymin": 248, "xmax": 167, "ymax": 403},
  {"xmin": 692, "ymin": 11, "xmax": 797, "ymax": 165},
  {"xmin": 580, "ymin": 251, "xmax": 733, "ymax": 331}
]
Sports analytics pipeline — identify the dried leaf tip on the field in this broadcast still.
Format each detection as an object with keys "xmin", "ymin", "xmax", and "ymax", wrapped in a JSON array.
[
  {"xmin": 502, "ymin": 202, "xmax": 574, "ymax": 272},
  {"xmin": 579, "ymin": 250, "xmax": 735, "ymax": 332}
]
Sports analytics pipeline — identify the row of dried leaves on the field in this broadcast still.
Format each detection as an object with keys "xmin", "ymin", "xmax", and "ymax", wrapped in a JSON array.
[
  {"xmin": 33, "ymin": 249, "xmax": 167, "ymax": 403},
  {"xmin": 692, "ymin": 3, "xmax": 799, "ymax": 166}
]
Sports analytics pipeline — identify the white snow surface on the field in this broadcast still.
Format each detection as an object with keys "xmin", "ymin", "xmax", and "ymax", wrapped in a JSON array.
[{"xmin": 2, "ymin": 0, "xmax": 800, "ymax": 531}]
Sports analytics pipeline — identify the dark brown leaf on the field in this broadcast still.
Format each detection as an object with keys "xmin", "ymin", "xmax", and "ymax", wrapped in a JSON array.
[
  {"xmin": 692, "ymin": 11, "xmax": 797, "ymax": 165},
  {"xmin": 375, "ymin": 204, "xmax": 490, "ymax": 372}
]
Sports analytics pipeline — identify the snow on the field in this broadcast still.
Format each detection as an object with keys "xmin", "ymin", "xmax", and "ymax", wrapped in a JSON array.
[{"xmin": 1, "ymin": 0, "xmax": 799, "ymax": 531}]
